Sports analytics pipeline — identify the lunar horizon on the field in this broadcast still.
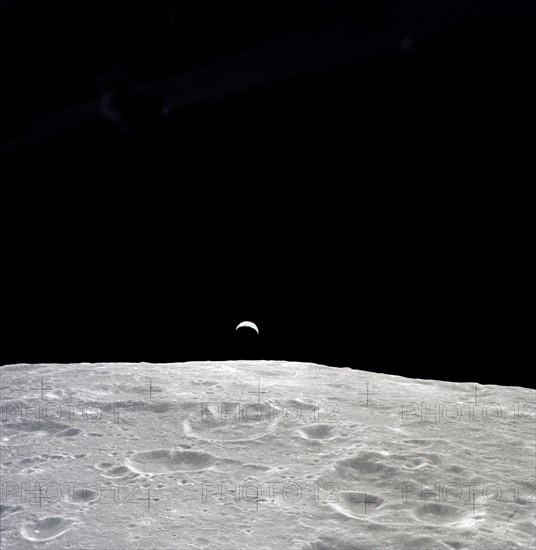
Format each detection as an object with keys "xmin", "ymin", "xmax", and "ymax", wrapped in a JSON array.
[{"xmin": 1, "ymin": 361, "xmax": 534, "ymax": 549}]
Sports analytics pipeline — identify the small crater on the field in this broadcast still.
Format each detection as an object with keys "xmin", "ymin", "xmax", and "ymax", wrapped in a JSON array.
[
  {"xmin": 70, "ymin": 488, "xmax": 99, "ymax": 503},
  {"xmin": 127, "ymin": 449, "xmax": 217, "ymax": 473},
  {"xmin": 21, "ymin": 516, "xmax": 75, "ymax": 541},
  {"xmin": 183, "ymin": 411, "xmax": 276, "ymax": 441},
  {"xmin": 19, "ymin": 456, "xmax": 45, "ymax": 466},
  {"xmin": 329, "ymin": 491, "xmax": 384, "ymax": 518},
  {"xmin": 415, "ymin": 502, "xmax": 464, "ymax": 523},
  {"xmin": 102, "ymin": 465, "xmax": 132, "ymax": 478},
  {"xmin": 297, "ymin": 424, "xmax": 337, "ymax": 440},
  {"xmin": 335, "ymin": 452, "xmax": 395, "ymax": 478}
]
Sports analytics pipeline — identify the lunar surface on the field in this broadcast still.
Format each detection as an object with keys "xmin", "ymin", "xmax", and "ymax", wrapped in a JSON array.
[{"xmin": 1, "ymin": 361, "xmax": 534, "ymax": 549}]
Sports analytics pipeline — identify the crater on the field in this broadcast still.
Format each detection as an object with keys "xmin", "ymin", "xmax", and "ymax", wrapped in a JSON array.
[
  {"xmin": 95, "ymin": 461, "xmax": 113, "ymax": 470},
  {"xmin": 415, "ymin": 502, "xmax": 465, "ymax": 523},
  {"xmin": 329, "ymin": 491, "xmax": 384, "ymax": 517},
  {"xmin": 297, "ymin": 424, "xmax": 336, "ymax": 440},
  {"xmin": 19, "ymin": 456, "xmax": 46, "ymax": 466},
  {"xmin": 183, "ymin": 409, "xmax": 277, "ymax": 441},
  {"xmin": 101, "ymin": 465, "xmax": 132, "ymax": 478},
  {"xmin": 127, "ymin": 449, "xmax": 217, "ymax": 473},
  {"xmin": 335, "ymin": 452, "xmax": 396, "ymax": 478},
  {"xmin": 21, "ymin": 516, "xmax": 75, "ymax": 541},
  {"xmin": 70, "ymin": 488, "xmax": 99, "ymax": 503}
]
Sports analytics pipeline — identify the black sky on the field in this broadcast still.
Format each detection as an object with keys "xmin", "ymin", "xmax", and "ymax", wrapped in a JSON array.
[{"xmin": 1, "ymin": 1, "xmax": 534, "ymax": 388}]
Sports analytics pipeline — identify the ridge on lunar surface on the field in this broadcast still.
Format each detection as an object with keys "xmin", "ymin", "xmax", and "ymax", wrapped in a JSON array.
[{"xmin": 0, "ymin": 361, "xmax": 534, "ymax": 549}]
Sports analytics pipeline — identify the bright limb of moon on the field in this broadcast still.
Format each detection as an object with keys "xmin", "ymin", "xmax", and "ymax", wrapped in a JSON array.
[{"xmin": 236, "ymin": 321, "xmax": 259, "ymax": 334}]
